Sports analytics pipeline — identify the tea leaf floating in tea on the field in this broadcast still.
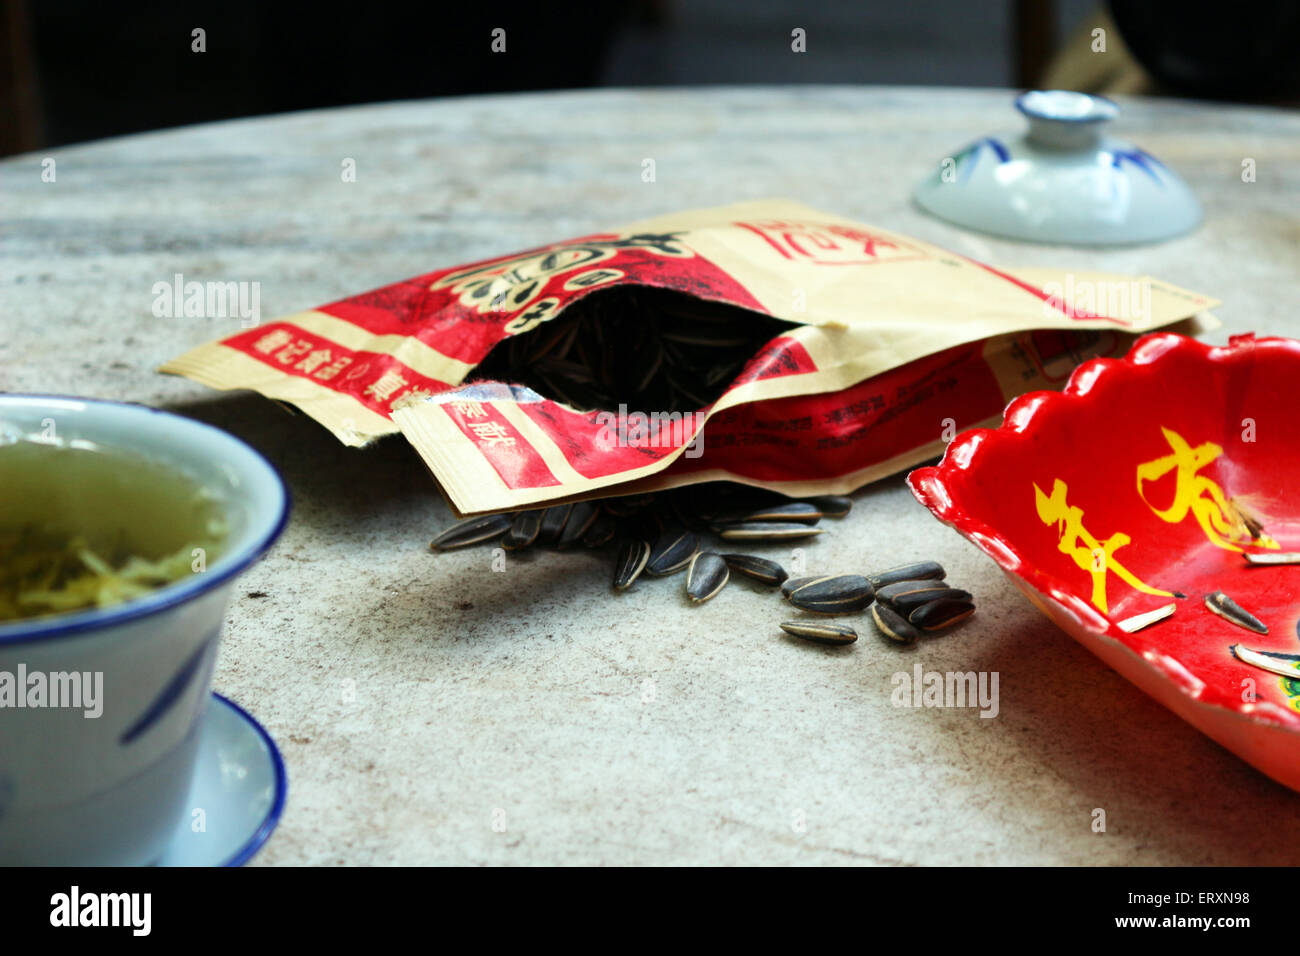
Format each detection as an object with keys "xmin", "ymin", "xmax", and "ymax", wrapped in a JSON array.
[{"xmin": 0, "ymin": 439, "xmax": 229, "ymax": 622}]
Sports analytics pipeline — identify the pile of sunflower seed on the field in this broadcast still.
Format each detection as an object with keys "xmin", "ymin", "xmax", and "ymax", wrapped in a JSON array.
[
  {"xmin": 431, "ymin": 483, "xmax": 975, "ymax": 648},
  {"xmin": 471, "ymin": 287, "xmax": 794, "ymax": 414},
  {"xmin": 778, "ymin": 563, "xmax": 975, "ymax": 646}
]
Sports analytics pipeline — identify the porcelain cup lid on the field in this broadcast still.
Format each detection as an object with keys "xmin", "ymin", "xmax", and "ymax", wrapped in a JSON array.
[{"xmin": 914, "ymin": 90, "xmax": 1201, "ymax": 246}]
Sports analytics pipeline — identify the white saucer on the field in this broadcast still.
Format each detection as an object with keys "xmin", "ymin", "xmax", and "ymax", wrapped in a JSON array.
[{"xmin": 156, "ymin": 693, "xmax": 287, "ymax": 866}]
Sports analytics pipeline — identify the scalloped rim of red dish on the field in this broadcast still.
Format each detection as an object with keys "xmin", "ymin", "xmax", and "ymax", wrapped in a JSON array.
[{"xmin": 908, "ymin": 331, "xmax": 1300, "ymax": 737}]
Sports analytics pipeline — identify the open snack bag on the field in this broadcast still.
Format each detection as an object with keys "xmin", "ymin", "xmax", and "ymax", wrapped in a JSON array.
[{"xmin": 161, "ymin": 199, "xmax": 1217, "ymax": 514}]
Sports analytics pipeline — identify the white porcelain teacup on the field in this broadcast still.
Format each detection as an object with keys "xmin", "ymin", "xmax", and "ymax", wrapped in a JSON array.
[{"xmin": 0, "ymin": 395, "xmax": 288, "ymax": 865}]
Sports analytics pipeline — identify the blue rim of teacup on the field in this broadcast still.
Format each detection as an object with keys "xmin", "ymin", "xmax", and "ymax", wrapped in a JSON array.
[
  {"xmin": 1015, "ymin": 89, "xmax": 1119, "ymax": 124},
  {"xmin": 212, "ymin": 692, "xmax": 288, "ymax": 867},
  {"xmin": 0, "ymin": 395, "xmax": 291, "ymax": 646}
]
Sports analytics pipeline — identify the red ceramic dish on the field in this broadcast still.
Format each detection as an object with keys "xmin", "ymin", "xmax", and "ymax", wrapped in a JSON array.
[{"xmin": 909, "ymin": 332, "xmax": 1300, "ymax": 793}]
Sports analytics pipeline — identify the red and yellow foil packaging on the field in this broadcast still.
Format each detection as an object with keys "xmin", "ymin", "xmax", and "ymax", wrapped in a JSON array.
[{"xmin": 161, "ymin": 199, "xmax": 1217, "ymax": 514}]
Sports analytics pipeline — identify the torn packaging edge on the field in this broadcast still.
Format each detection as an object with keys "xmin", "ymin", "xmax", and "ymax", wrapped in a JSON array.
[{"xmin": 389, "ymin": 313, "xmax": 1218, "ymax": 515}]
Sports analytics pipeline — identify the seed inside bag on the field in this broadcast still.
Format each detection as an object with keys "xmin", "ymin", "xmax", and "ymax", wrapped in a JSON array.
[{"xmin": 472, "ymin": 287, "xmax": 795, "ymax": 415}]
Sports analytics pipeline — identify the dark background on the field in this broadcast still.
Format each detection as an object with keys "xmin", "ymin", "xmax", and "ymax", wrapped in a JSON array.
[{"xmin": 3, "ymin": 0, "xmax": 1299, "ymax": 157}]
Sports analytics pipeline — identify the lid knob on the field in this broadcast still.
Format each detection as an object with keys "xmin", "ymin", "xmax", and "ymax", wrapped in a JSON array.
[{"xmin": 1015, "ymin": 90, "xmax": 1118, "ymax": 149}]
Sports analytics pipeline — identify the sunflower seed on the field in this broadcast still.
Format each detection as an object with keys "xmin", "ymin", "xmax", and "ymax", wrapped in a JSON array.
[
  {"xmin": 779, "ymin": 621, "xmax": 857, "ymax": 646},
  {"xmin": 537, "ymin": 504, "xmax": 574, "ymax": 545},
  {"xmin": 720, "ymin": 553, "xmax": 788, "ymax": 586},
  {"xmin": 867, "ymin": 561, "xmax": 946, "ymax": 589},
  {"xmin": 557, "ymin": 500, "xmax": 600, "ymax": 549},
  {"xmin": 613, "ymin": 539, "xmax": 651, "ymax": 590},
  {"xmin": 603, "ymin": 494, "xmax": 654, "ymax": 517},
  {"xmin": 686, "ymin": 552, "xmax": 729, "ymax": 603},
  {"xmin": 1227, "ymin": 497, "xmax": 1268, "ymax": 540},
  {"xmin": 787, "ymin": 574, "xmax": 875, "ymax": 614},
  {"xmin": 1231, "ymin": 644, "xmax": 1300, "ymax": 680},
  {"xmin": 875, "ymin": 579, "xmax": 951, "ymax": 604},
  {"xmin": 430, "ymin": 513, "xmax": 512, "ymax": 550},
  {"xmin": 871, "ymin": 603, "xmax": 919, "ymax": 644},
  {"xmin": 1244, "ymin": 552, "xmax": 1300, "ymax": 565},
  {"xmin": 502, "ymin": 509, "xmax": 542, "ymax": 550},
  {"xmin": 716, "ymin": 522, "xmax": 824, "ymax": 542},
  {"xmin": 908, "ymin": 598, "xmax": 975, "ymax": 631},
  {"xmin": 780, "ymin": 575, "xmax": 829, "ymax": 598},
  {"xmin": 1204, "ymin": 590, "xmax": 1267, "ymax": 634},
  {"xmin": 889, "ymin": 587, "xmax": 973, "ymax": 615},
  {"xmin": 646, "ymin": 530, "xmax": 699, "ymax": 576},
  {"xmin": 1116, "ymin": 603, "xmax": 1176, "ymax": 634},
  {"xmin": 713, "ymin": 501, "xmax": 821, "ymax": 526},
  {"xmin": 802, "ymin": 495, "xmax": 853, "ymax": 518},
  {"xmin": 581, "ymin": 512, "xmax": 617, "ymax": 548}
]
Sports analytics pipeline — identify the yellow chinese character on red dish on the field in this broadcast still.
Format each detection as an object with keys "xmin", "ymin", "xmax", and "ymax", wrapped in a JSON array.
[
  {"xmin": 1034, "ymin": 478, "xmax": 1172, "ymax": 615},
  {"xmin": 1136, "ymin": 426, "xmax": 1278, "ymax": 552}
]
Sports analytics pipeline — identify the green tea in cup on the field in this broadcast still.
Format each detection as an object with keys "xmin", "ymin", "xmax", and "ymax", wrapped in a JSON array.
[{"xmin": 0, "ymin": 438, "xmax": 229, "ymax": 622}]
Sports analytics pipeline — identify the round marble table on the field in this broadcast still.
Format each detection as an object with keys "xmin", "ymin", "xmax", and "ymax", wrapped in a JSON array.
[{"xmin": 4, "ymin": 87, "xmax": 1300, "ymax": 865}]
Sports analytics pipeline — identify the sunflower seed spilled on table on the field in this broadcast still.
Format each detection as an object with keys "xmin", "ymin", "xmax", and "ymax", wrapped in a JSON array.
[
  {"xmin": 717, "ymin": 522, "xmax": 824, "ymax": 542},
  {"xmin": 875, "ymin": 579, "xmax": 952, "ymax": 605},
  {"xmin": 502, "ymin": 510, "xmax": 542, "ymax": 551},
  {"xmin": 868, "ymin": 561, "xmax": 945, "ymax": 589},
  {"xmin": 909, "ymin": 598, "xmax": 976, "ymax": 631},
  {"xmin": 871, "ymin": 603, "xmax": 919, "ymax": 644},
  {"xmin": 430, "ymin": 513, "xmax": 512, "ymax": 550},
  {"xmin": 429, "ymin": 483, "xmax": 860, "ymax": 611},
  {"xmin": 713, "ymin": 501, "xmax": 822, "ymax": 525},
  {"xmin": 888, "ymin": 587, "xmax": 973, "ymax": 615},
  {"xmin": 582, "ymin": 512, "xmax": 618, "ymax": 548},
  {"xmin": 686, "ymin": 552, "xmax": 730, "ymax": 603},
  {"xmin": 1204, "ymin": 590, "xmax": 1267, "ymax": 634},
  {"xmin": 720, "ymin": 553, "xmax": 787, "ymax": 587},
  {"xmin": 780, "ymin": 575, "xmax": 829, "ymax": 598},
  {"xmin": 613, "ymin": 539, "xmax": 651, "ymax": 590},
  {"xmin": 646, "ymin": 530, "xmax": 699, "ymax": 576},
  {"xmin": 556, "ymin": 500, "xmax": 600, "ymax": 549},
  {"xmin": 780, "ymin": 621, "xmax": 858, "ymax": 646},
  {"xmin": 803, "ymin": 495, "xmax": 853, "ymax": 518},
  {"xmin": 787, "ymin": 574, "xmax": 875, "ymax": 614},
  {"xmin": 537, "ymin": 504, "xmax": 574, "ymax": 545}
]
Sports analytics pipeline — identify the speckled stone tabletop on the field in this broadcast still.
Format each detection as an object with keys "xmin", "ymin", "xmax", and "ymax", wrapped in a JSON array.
[{"xmin": 4, "ymin": 87, "xmax": 1300, "ymax": 865}]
